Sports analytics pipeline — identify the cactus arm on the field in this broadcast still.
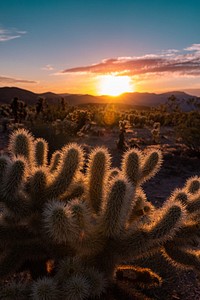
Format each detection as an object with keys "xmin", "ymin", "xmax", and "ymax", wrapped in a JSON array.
[
  {"xmin": 186, "ymin": 196, "xmax": 200, "ymax": 213},
  {"xmin": 185, "ymin": 176, "xmax": 200, "ymax": 194},
  {"xmin": 173, "ymin": 221, "xmax": 200, "ymax": 240},
  {"xmin": 8, "ymin": 129, "xmax": 35, "ymax": 167},
  {"xmin": 121, "ymin": 149, "xmax": 141, "ymax": 185},
  {"xmin": 86, "ymin": 147, "xmax": 111, "ymax": 213},
  {"xmin": 140, "ymin": 150, "xmax": 162, "ymax": 183},
  {"xmin": 28, "ymin": 169, "xmax": 47, "ymax": 209},
  {"xmin": 164, "ymin": 242, "xmax": 200, "ymax": 271},
  {"xmin": 49, "ymin": 150, "xmax": 62, "ymax": 173},
  {"xmin": 116, "ymin": 265, "xmax": 162, "ymax": 288},
  {"xmin": 170, "ymin": 189, "xmax": 189, "ymax": 205},
  {"xmin": 100, "ymin": 177, "xmax": 134, "ymax": 238},
  {"xmin": 44, "ymin": 199, "xmax": 94, "ymax": 250},
  {"xmin": 34, "ymin": 138, "xmax": 48, "ymax": 167},
  {"xmin": 119, "ymin": 204, "xmax": 183, "ymax": 259},
  {"xmin": 43, "ymin": 201, "xmax": 72, "ymax": 244},
  {"xmin": 46, "ymin": 145, "xmax": 83, "ymax": 199},
  {"xmin": 0, "ymin": 156, "xmax": 11, "ymax": 189},
  {"xmin": 0, "ymin": 158, "xmax": 31, "ymax": 218},
  {"xmin": 147, "ymin": 204, "xmax": 183, "ymax": 240},
  {"xmin": 1, "ymin": 158, "xmax": 27, "ymax": 202}
]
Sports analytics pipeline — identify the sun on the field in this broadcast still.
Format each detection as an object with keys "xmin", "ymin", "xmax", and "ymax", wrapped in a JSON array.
[{"xmin": 98, "ymin": 75, "xmax": 134, "ymax": 96}]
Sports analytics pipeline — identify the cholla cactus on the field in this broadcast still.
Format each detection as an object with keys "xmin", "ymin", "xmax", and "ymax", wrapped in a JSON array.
[
  {"xmin": 52, "ymin": 118, "xmax": 76, "ymax": 136},
  {"xmin": 151, "ymin": 122, "xmax": 161, "ymax": 144},
  {"xmin": 0, "ymin": 129, "xmax": 199, "ymax": 299},
  {"xmin": 161, "ymin": 176, "xmax": 200, "ymax": 273},
  {"xmin": 0, "ymin": 129, "xmax": 84, "ymax": 277}
]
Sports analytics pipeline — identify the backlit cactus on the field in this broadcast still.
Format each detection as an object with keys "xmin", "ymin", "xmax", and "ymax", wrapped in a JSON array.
[
  {"xmin": 8, "ymin": 128, "xmax": 35, "ymax": 165},
  {"xmin": 34, "ymin": 138, "xmax": 48, "ymax": 167},
  {"xmin": 0, "ymin": 128, "xmax": 199, "ymax": 299},
  {"xmin": 151, "ymin": 122, "xmax": 161, "ymax": 144},
  {"xmin": 161, "ymin": 176, "xmax": 200, "ymax": 273},
  {"xmin": 85, "ymin": 147, "xmax": 111, "ymax": 213},
  {"xmin": 121, "ymin": 148, "xmax": 162, "ymax": 185}
]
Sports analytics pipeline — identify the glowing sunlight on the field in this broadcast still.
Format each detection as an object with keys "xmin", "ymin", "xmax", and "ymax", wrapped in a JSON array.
[{"xmin": 98, "ymin": 75, "xmax": 134, "ymax": 96}]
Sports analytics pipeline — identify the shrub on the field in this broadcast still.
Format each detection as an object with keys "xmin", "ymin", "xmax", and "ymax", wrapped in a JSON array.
[{"xmin": 176, "ymin": 111, "xmax": 200, "ymax": 154}]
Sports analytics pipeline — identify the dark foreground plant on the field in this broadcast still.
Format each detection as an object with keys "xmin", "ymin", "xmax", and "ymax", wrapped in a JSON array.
[{"xmin": 0, "ymin": 129, "xmax": 199, "ymax": 299}]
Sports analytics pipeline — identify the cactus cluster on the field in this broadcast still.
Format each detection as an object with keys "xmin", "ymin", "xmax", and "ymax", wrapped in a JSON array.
[{"xmin": 0, "ymin": 128, "xmax": 199, "ymax": 299}]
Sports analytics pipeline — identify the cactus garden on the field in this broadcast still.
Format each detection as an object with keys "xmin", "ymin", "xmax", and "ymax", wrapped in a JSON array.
[
  {"xmin": 1, "ymin": 2, "xmax": 200, "ymax": 298},
  {"xmin": 0, "ymin": 128, "xmax": 199, "ymax": 299}
]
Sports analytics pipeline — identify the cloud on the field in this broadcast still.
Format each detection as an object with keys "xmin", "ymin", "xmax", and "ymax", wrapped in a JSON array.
[
  {"xmin": 184, "ymin": 44, "xmax": 200, "ymax": 51},
  {"xmin": 41, "ymin": 64, "xmax": 54, "ymax": 71},
  {"xmin": 0, "ymin": 76, "xmax": 37, "ymax": 84},
  {"xmin": 61, "ymin": 44, "xmax": 200, "ymax": 79},
  {"xmin": 0, "ymin": 27, "xmax": 27, "ymax": 42}
]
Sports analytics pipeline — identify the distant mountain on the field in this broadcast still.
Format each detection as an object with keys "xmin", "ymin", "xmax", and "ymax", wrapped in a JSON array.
[
  {"xmin": 183, "ymin": 89, "xmax": 200, "ymax": 97},
  {"xmin": 0, "ymin": 87, "xmax": 37, "ymax": 105},
  {"xmin": 67, "ymin": 91, "xmax": 200, "ymax": 111},
  {"xmin": 0, "ymin": 87, "xmax": 62, "ymax": 105},
  {"xmin": 99, "ymin": 91, "xmax": 197, "ymax": 107},
  {"xmin": 0, "ymin": 87, "xmax": 198, "ymax": 111}
]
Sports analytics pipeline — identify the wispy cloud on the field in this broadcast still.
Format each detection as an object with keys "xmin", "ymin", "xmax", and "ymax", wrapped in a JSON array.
[
  {"xmin": 41, "ymin": 64, "xmax": 54, "ymax": 71},
  {"xmin": 61, "ymin": 44, "xmax": 200, "ymax": 79},
  {"xmin": 0, "ymin": 27, "xmax": 27, "ymax": 42},
  {"xmin": 184, "ymin": 44, "xmax": 200, "ymax": 52},
  {"xmin": 0, "ymin": 76, "xmax": 37, "ymax": 84}
]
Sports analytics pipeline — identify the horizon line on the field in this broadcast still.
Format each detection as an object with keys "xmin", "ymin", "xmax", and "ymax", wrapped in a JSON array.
[{"xmin": 0, "ymin": 86, "xmax": 200, "ymax": 97}]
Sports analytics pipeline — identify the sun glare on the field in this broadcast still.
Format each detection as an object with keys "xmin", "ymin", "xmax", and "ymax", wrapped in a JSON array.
[{"xmin": 98, "ymin": 75, "xmax": 134, "ymax": 96}]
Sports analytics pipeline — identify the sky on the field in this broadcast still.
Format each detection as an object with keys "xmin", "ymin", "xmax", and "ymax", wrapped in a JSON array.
[{"xmin": 0, "ymin": 0, "xmax": 200, "ymax": 95}]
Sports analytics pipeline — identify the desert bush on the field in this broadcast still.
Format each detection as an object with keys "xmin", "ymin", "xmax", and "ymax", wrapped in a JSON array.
[
  {"xmin": 176, "ymin": 111, "xmax": 200, "ymax": 154},
  {"xmin": 27, "ymin": 122, "xmax": 72, "ymax": 157},
  {"xmin": 176, "ymin": 125, "xmax": 200, "ymax": 154},
  {"xmin": 0, "ymin": 129, "xmax": 200, "ymax": 299}
]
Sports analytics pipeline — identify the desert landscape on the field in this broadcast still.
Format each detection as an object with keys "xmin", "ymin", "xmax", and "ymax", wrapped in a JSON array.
[
  {"xmin": 0, "ymin": 0, "xmax": 200, "ymax": 299},
  {"xmin": 0, "ymin": 89, "xmax": 199, "ymax": 299}
]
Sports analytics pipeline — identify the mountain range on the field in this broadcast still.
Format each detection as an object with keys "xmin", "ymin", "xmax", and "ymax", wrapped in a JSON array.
[{"xmin": 0, "ymin": 87, "xmax": 198, "ymax": 110}]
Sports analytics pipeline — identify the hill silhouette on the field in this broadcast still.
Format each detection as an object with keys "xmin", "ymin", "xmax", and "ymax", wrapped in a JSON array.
[
  {"xmin": 0, "ymin": 87, "xmax": 198, "ymax": 110},
  {"xmin": 0, "ymin": 87, "xmax": 61, "ymax": 105}
]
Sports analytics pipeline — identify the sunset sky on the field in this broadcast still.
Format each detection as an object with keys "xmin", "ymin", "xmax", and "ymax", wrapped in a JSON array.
[{"xmin": 1, "ymin": 0, "xmax": 200, "ymax": 95}]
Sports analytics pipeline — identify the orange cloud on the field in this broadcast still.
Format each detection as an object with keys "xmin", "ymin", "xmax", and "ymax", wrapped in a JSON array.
[{"xmin": 61, "ymin": 44, "xmax": 200, "ymax": 78}]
